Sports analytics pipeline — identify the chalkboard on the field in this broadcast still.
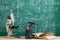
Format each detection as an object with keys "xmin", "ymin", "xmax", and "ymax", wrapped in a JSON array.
[{"xmin": 0, "ymin": 0, "xmax": 60, "ymax": 36}]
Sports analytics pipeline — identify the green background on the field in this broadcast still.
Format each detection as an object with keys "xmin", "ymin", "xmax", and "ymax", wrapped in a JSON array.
[{"xmin": 0, "ymin": 0, "xmax": 60, "ymax": 36}]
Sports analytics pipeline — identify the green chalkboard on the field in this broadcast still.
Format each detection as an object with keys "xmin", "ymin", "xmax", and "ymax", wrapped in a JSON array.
[{"xmin": 0, "ymin": 0, "xmax": 60, "ymax": 36}]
